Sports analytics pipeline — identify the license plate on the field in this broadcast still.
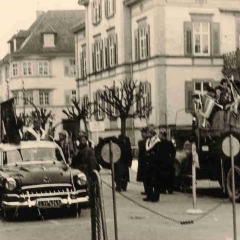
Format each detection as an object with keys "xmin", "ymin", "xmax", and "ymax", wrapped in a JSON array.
[{"xmin": 37, "ymin": 198, "xmax": 62, "ymax": 209}]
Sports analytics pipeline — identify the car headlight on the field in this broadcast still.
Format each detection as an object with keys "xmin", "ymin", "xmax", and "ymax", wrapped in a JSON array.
[
  {"xmin": 76, "ymin": 173, "xmax": 87, "ymax": 186},
  {"xmin": 5, "ymin": 178, "xmax": 17, "ymax": 191}
]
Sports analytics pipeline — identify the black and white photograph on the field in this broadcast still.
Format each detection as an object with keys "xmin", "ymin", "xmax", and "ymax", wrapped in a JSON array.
[{"xmin": 0, "ymin": 0, "xmax": 240, "ymax": 239}]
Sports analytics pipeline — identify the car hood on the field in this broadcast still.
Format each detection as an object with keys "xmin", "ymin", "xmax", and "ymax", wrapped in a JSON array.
[{"xmin": 0, "ymin": 161, "xmax": 79, "ymax": 187}]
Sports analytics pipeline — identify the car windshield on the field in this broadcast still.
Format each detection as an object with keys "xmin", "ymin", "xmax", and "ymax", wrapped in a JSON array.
[{"xmin": 4, "ymin": 147, "xmax": 64, "ymax": 165}]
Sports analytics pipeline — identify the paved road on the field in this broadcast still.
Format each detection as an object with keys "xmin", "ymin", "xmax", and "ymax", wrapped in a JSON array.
[{"xmin": 1, "ymin": 163, "xmax": 240, "ymax": 240}]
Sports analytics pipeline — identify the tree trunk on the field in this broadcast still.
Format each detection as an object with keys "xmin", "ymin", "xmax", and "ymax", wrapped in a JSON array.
[
  {"xmin": 120, "ymin": 117, "xmax": 127, "ymax": 136},
  {"xmin": 83, "ymin": 118, "xmax": 88, "ymax": 133}
]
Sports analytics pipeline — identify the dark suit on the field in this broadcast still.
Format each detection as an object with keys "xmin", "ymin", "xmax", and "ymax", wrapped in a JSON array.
[
  {"xmin": 158, "ymin": 139, "xmax": 176, "ymax": 193},
  {"xmin": 114, "ymin": 135, "xmax": 133, "ymax": 191}
]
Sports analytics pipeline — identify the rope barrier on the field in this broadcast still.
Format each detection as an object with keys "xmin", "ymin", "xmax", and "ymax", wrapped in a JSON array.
[{"xmin": 101, "ymin": 168, "xmax": 227, "ymax": 225}]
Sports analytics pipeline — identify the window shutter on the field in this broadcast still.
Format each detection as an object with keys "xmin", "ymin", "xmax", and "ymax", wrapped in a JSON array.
[
  {"xmin": 184, "ymin": 22, "xmax": 192, "ymax": 56},
  {"xmin": 135, "ymin": 29, "xmax": 139, "ymax": 61},
  {"xmin": 185, "ymin": 81, "xmax": 194, "ymax": 113},
  {"xmin": 93, "ymin": 92, "xmax": 98, "ymax": 120},
  {"xmin": 92, "ymin": 44, "xmax": 96, "ymax": 73},
  {"xmin": 99, "ymin": 0, "xmax": 102, "ymax": 21},
  {"xmin": 92, "ymin": 2, "xmax": 95, "ymax": 24},
  {"xmin": 236, "ymin": 18, "xmax": 240, "ymax": 49},
  {"xmin": 100, "ymin": 90, "xmax": 105, "ymax": 119},
  {"xmin": 80, "ymin": 52, "xmax": 83, "ymax": 79},
  {"xmin": 64, "ymin": 59, "xmax": 69, "ymax": 76},
  {"xmin": 114, "ymin": 33, "xmax": 118, "ymax": 65},
  {"xmin": 211, "ymin": 22, "xmax": 220, "ymax": 56},
  {"xmin": 146, "ymin": 24, "xmax": 150, "ymax": 57},
  {"xmin": 146, "ymin": 82, "xmax": 151, "ymax": 106},
  {"xmin": 137, "ymin": 84, "xmax": 142, "ymax": 113},
  {"xmin": 65, "ymin": 90, "xmax": 71, "ymax": 105},
  {"xmin": 105, "ymin": 38, "xmax": 109, "ymax": 68},
  {"xmin": 100, "ymin": 40, "xmax": 103, "ymax": 70},
  {"xmin": 105, "ymin": 0, "xmax": 108, "ymax": 18},
  {"xmin": 113, "ymin": 0, "xmax": 116, "ymax": 15}
]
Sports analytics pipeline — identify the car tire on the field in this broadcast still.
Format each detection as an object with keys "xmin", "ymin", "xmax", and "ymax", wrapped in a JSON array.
[
  {"xmin": 69, "ymin": 204, "xmax": 81, "ymax": 217},
  {"xmin": 226, "ymin": 165, "xmax": 240, "ymax": 201},
  {"xmin": 3, "ymin": 209, "xmax": 16, "ymax": 221}
]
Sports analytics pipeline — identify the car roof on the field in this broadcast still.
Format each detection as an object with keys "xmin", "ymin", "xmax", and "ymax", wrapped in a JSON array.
[{"xmin": 0, "ymin": 141, "xmax": 59, "ymax": 152}]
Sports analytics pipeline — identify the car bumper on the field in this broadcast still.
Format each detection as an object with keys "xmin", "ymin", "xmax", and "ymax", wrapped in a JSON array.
[{"xmin": 2, "ymin": 189, "xmax": 89, "ymax": 209}]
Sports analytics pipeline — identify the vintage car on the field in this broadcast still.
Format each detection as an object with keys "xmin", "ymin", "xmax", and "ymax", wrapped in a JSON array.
[{"xmin": 0, "ymin": 141, "xmax": 89, "ymax": 220}]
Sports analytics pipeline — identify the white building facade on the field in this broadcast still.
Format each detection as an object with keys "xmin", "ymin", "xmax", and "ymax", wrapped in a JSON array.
[{"xmin": 76, "ymin": 0, "xmax": 240, "ymax": 144}]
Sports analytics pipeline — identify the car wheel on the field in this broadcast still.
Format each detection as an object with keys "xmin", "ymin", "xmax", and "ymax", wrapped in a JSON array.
[
  {"xmin": 3, "ymin": 209, "xmax": 16, "ymax": 221},
  {"xmin": 69, "ymin": 204, "xmax": 81, "ymax": 217},
  {"xmin": 227, "ymin": 166, "xmax": 240, "ymax": 201}
]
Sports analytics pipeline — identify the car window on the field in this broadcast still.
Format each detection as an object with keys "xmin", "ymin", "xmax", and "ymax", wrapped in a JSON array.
[{"xmin": 5, "ymin": 147, "xmax": 64, "ymax": 165}]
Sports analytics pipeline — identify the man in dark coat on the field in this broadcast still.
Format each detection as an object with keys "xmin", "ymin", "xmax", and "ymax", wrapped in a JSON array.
[
  {"xmin": 114, "ymin": 134, "xmax": 133, "ymax": 192},
  {"xmin": 143, "ymin": 125, "xmax": 161, "ymax": 202},
  {"xmin": 71, "ymin": 132, "xmax": 100, "ymax": 180},
  {"xmin": 158, "ymin": 128, "xmax": 176, "ymax": 194},
  {"xmin": 136, "ymin": 127, "xmax": 150, "ymax": 195}
]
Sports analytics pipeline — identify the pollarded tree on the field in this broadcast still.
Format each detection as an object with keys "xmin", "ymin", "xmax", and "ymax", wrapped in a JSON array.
[
  {"xmin": 30, "ymin": 108, "xmax": 55, "ymax": 130},
  {"xmin": 96, "ymin": 79, "xmax": 152, "ymax": 136},
  {"xmin": 62, "ymin": 98, "xmax": 93, "ymax": 133}
]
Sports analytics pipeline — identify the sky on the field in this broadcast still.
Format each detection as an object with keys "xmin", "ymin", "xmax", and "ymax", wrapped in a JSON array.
[{"xmin": 0, "ymin": 0, "xmax": 84, "ymax": 59}]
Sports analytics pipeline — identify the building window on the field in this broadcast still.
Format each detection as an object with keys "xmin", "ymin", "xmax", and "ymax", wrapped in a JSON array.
[
  {"xmin": 12, "ymin": 62, "xmax": 18, "ymax": 76},
  {"xmin": 39, "ymin": 91, "xmax": 50, "ymax": 105},
  {"xmin": 43, "ymin": 34, "xmax": 55, "ymax": 48},
  {"xmin": 64, "ymin": 59, "xmax": 76, "ymax": 77},
  {"xmin": 38, "ymin": 61, "xmax": 49, "ymax": 75},
  {"xmin": 135, "ymin": 24, "xmax": 150, "ymax": 61},
  {"xmin": 92, "ymin": 0, "xmax": 102, "ymax": 25},
  {"xmin": 94, "ymin": 90, "xmax": 105, "ymax": 121},
  {"xmin": 137, "ymin": 82, "xmax": 151, "ymax": 117},
  {"xmin": 24, "ymin": 91, "xmax": 33, "ymax": 105},
  {"xmin": 105, "ymin": 0, "xmax": 115, "ymax": 18},
  {"xmin": 193, "ymin": 22, "xmax": 210, "ymax": 56},
  {"xmin": 185, "ymin": 80, "xmax": 214, "ymax": 113},
  {"xmin": 92, "ymin": 40, "xmax": 103, "ymax": 73},
  {"xmin": 184, "ymin": 20, "xmax": 220, "ymax": 56},
  {"xmin": 12, "ymin": 91, "xmax": 19, "ymax": 105},
  {"xmin": 71, "ymin": 90, "xmax": 77, "ymax": 101},
  {"xmin": 103, "ymin": 33, "xmax": 118, "ymax": 69},
  {"xmin": 23, "ymin": 62, "xmax": 32, "ymax": 76}
]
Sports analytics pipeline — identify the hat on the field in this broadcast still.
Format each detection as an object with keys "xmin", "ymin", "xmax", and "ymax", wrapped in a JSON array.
[
  {"xmin": 59, "ymin": 130, "xmax": 67, "ymax": 137},
  {"xmin": 78, "ymin": 131, "xmax": 88, "ymax": 139},
  {"xmin": 148, "ymin": 124, "xmax": 156, "ymax": 134},
  {"xmin": 140, "ymin": 127, "xmax": 149, "ymax": 133},
  {"xmin": 159, "ymin": 128, "xmax": 167, "ymax": 136}
]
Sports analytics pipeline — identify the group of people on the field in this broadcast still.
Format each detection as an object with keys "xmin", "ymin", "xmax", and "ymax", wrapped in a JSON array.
[{"xmin": 137, "ymin": 125, "xmax": 176, "ymax": 203}]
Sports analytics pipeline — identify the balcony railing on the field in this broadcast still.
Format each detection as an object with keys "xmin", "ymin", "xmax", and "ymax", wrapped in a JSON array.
[{"xmin": 223, "ymin": 49, "xmax": 240, "ymax": 71}]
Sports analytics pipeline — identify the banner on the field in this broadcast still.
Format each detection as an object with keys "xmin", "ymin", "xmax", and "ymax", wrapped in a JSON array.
[{"xmin": 0, "ymin": 98, "xmax": 21, "ymax": 144}]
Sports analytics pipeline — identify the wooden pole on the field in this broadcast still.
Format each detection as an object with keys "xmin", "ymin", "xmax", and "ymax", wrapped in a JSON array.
[
  {"xmin": 110, "ymin": 140, "xmax": 118, "ymax": 240},
  {"xmin": 230, "ymin": 134, "xmax": 237, "ymax": 240}
]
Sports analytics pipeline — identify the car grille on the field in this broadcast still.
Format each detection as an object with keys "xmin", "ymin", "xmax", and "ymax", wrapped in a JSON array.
[{"xmin": 20, "ymin": 185, "xmax": 76, "ymax": 199}]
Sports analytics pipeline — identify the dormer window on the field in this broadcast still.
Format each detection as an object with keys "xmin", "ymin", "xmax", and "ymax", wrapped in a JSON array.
[{"xmin": 43, "ymin": 34, "xmax": 55, "ymax": 48}]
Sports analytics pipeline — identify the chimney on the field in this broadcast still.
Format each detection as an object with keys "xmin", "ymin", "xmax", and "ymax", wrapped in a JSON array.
[{"xmin": 36, "ymin": 11, "xmax": 44, "ymax": 19}]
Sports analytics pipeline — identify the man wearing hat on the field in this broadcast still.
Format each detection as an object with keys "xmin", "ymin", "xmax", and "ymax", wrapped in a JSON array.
[
  {"xmin": 71, "ymin": 131, "xmax": 100, "ymax": 179},
  {"xmin": 56, "ymin": 130, "xmax": 74, "ymax": 164},
  {"xmin": 137, "ymin": 127, "xmax": 150, "ymax": 195},
  {"xmin": 144, "ymin": 124, "xmax": 161, "ymax": 202}
]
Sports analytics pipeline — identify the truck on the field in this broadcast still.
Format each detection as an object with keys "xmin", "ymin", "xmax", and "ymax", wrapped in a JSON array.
[{"xmin": 173, "ymin": 79, "xmax": 240, "ymax": 201}]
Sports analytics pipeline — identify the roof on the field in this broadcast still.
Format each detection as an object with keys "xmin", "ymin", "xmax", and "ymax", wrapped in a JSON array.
[
  {"xmin": 11, "ymin": 10, "xmax": 85, "ymax": 55},
  {"xmin": 0, "ymin": 141, "xmax": 59, "ymax": 152},
  {"xmin": 219, "ymin": 8, "xmax": 240, "ymax": 13}
]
